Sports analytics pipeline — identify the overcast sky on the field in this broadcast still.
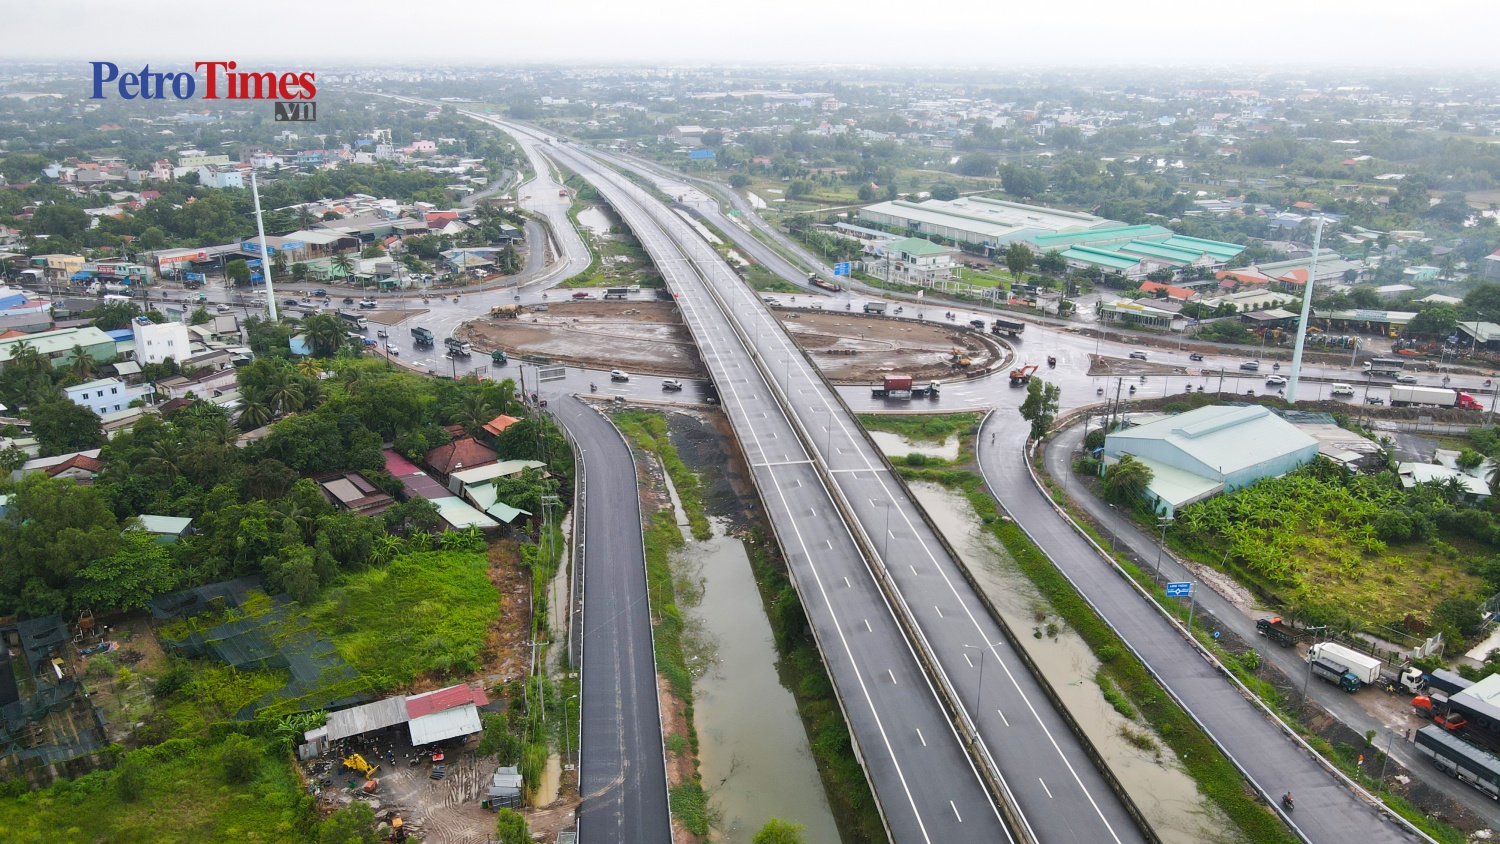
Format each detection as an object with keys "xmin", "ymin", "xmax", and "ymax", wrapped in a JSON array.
[{"xmin": 6, "ymin": 0, "xmax": 1497, "ymax": 68}]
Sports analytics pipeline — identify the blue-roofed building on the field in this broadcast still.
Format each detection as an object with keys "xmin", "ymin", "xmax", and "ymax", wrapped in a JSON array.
[{"xmin": 1103, "ymin": 405, "xmax": 1320, "ymax": 516}]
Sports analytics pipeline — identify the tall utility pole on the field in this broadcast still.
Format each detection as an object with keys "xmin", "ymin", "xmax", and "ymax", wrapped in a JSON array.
[
  {"xmin": 1286, "ymin": 216, "xmax": 1324, "ymax": 404},
  {"xmin": 250, "ymin": 173, "xmax": 278, "ymax": 322}
]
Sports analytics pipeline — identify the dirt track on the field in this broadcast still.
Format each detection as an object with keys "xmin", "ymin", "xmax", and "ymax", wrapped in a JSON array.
[
  {"xmin": 457, "ymin": 300, "xmax": 705, "ymax": 377},
  {"xmin": 778, "ymin": 310, "xmax": 999, "ymax": 384}
]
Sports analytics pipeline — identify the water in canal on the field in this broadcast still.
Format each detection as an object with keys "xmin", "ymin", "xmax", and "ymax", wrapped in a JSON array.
[
  {"xmin": 867, "ymin": 430, "xmax": 961, "ymax": 460},
  {"xmin": 679, "ymin": 521, "xmax": 844, "ymax": 844},
  {"xmin": 909, "ymin": 481, "xmax": 1239, "ymax": 844},
  {"xmin": 575, "ymin": 206, "xmax": 614, "ymax": 238}
]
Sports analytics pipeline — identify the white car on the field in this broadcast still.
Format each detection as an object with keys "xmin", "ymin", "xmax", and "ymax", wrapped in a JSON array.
[
  {"xmin": 610, "ymin": 369, "xmax": 630, "ymax": 382},
  {"xmin": 1265, "ymin": 375, "xmax": 1287, "ymax": 386},
  {"xmin": 215, "ymin": 304, "xmax": 232, "ymax": 313},
  {"xmin": 1396, "ymin": 373, "xmax": 1419, "ymax": 384}
]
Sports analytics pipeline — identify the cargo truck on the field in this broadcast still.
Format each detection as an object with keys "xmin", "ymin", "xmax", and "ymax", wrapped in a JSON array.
[
  {"xmin": 445, "ymin": 337, "xmax": 472, "ymax": 357},
  {"xmin": 1389, "ymin": 385, "xmax": 1483, "ymax": 410},
  {"xmin": 1310, "ymin": 657, "xmax": 1362, "ymax": 693},
  {"xmin": 490, "ymin": 304, "xmax": 522, "ymax": 318},
  {"xmin": 411, "ymin": 327, "xmax": 435, "ymax": 346},
  {"xmin": 1254, "ymin": 616, "xmax": 1305, "ymax": 647},
  {"xmin": 1308, "ymin": 642, "xmax": 1383, "ymax": 686},
  {"xmin": 810, "ymin": 274, "xmax": 840, "ymax": 292},
  {"xmin": 990, "ymin": 317, "xmax": 1026, "ymax": 337},
  {"xmin": 872, "ymin": 375, "xmax": 913, "ymax": 401},
  {"xmin": 863, "ymin": 302, "xmax": 888, "ymax": 315},
  {"xmin": 337, "ymin": 311, "xmax": 367, "ymax": 331},
  {"xmin": 604, "ymin": 288, "xmax": 630, "ymax": 300}
]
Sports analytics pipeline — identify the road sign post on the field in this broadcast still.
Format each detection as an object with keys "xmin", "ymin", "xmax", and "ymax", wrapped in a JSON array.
[
  {"xmin": 538, "ymin": 365, "xmax": 567, "ymax": 383},
  {"xmin": 1167, "ymin": 581, "xmax": 1196, "ymax": 626},
  {"xmin": 833, "ymin": 262, "xmax": 851, "ymax": 276}
]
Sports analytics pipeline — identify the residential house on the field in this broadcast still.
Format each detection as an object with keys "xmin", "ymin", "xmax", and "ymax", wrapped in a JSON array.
[{"xmin": 63, "ymin": 376, "xmax": 147, "ymax": 415}]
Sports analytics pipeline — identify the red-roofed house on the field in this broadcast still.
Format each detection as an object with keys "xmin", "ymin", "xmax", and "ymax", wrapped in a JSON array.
[
  {"xmin": 1272, "ymin": 268, "xmax": 1309, "ymax": 293},
  {"xmin": 1138, "ymin": 281, "xmax": 1196, "ymax": 301},
  {"xmin": 405, "ymin": 684, "xmax": 489, "ymax": 745},
  {"xmin": 405, "ymin": 684, "xmax": 489, "ymax": 719},
  {"xmin": 482, "ymin": 414, "xmax": 522, "ymax": 439},
  {"xmin": 424, "ymin": 437, "xmax": 497, "ymax": 482},
  {"xmin": 1292, "ymin": 201, "xmax": 1318, "ymax": 211},
  {"xmin": 1215, "ymin": 269, "xmax": 1272, "ymax": 291},
  {"xmin": 424, "ymin": 210, "xmax": 459, "ymax": 229}
]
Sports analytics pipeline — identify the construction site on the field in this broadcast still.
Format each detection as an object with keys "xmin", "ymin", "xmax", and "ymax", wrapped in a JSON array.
[
  {"xmin": 456, "ymin": 299, "xmax": 706, "ymax": 378},
  {"xmin": 776, "ymin": 309, "xmax": 1005, "ymax": 383}
]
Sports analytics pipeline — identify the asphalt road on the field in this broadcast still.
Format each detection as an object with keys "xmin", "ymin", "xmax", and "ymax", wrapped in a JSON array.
[
  {"xmin": 551, "ymin": 395, "xmax": 672, "ymax": 844},
  {"xmin": 526, "ymin": 130, "xmax": 1155, "ymax": 844}
]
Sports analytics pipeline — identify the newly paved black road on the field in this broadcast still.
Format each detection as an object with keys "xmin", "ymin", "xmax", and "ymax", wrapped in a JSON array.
[{"xmin": 552, "ymin": 395, "xmax": 671, "ymax": 844}]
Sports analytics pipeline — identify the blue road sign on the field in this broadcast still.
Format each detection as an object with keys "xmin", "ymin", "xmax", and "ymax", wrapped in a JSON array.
[
  {"xmin": 1165, "ymin": 582, "xmax": 1192, "ymax": 598},
  {"xmin": 245, "ymin": 259, "xmax": 262, "ymax": 268},
  {"xmin": 833, "ymin": 262, "xmax": 852, "ymax": 276},
  {"xmin": 184, "ymin": 272, "xmax": 205, "ymax": 282}
]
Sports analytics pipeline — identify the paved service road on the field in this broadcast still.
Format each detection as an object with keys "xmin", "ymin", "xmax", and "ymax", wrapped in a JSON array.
[
  {"xmin": 517, "ymin": 127, "xmax": 1151, "ymax": 844},
  {"xmin": 551, "ymin": 396, "xmax": 671, "ymax": 844}
]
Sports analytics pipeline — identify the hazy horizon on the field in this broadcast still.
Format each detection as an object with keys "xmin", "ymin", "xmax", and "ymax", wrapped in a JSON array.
[{"xmin": 6, "ymin": 0, "xmax": 1498, "ymax": 69}]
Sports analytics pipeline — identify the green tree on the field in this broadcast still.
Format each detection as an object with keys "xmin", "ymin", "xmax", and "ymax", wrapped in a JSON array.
[
  {"xmin": 29, "ymin": 204, "xmax": 90, "ymax": 241},
  {"xmin": 189, "ymin": 306, "xmax": 213, "ymax": 325},
  {"xmin": 492, "ymin": 467, "xmax": 559, "ymax": 517},
  {"xmin": 1036, "ymin": 250, "xmax": 1067, "ymax": 275},
  {"xmin": 319, "ymin": 801, "xmax": 377, "ymax": 844},
  {"xmin": 728, "ymin": 173, "xmax": 750, "ymax": 189},
  {"xmin": 1004, "ymin": 241, "xmax": 1034, "ymax": 282},
  {"xmin": 302, "ymin": 313, "xmax": 347, "ymax": 358},
  {"xmin": 1407, "ymin": 303, "xmax": 1458, "ymax": 338},
  {"xmin": 1001, "ymin": 165, "xmax": 1046, "ymax": 198},
  {"xmin": 753, "ymin": 819, "xmax": 807, "ymax": 844},
  {"xmin": 75, "ymin": 530, "xmax": 178, "ymax": 611},
  {"xmin": 225, "ymin": 258, "xmax": 251, "ymax": 286},
  {"xmin": 1018, "ymin": 377, "xmax": 1060, "ymax": 440},
  {"xmin": 1457, "ymin": 448, "xmax": 1486, "ymax": 470},
  {"xmin": 494, "ymin": 809, "xmax": 529, "ymax": 844},
  {"xmin": 955, "ymin": 152, "xmax": 997, "ymax": 177},
  {"xmin": 0, "ymin": 474, "xmax": 122, "ymax": 617},
  {"xmin": 929, "ymin": 183, "xmax": 960, "ymax": 201},
  {"xmin": 1102, "ymin": 454, "xmax": 1154, "ymax": 505},
  {"xmin": 292, "ymin": 262, "xmax": 309, "ymax": 281},
  {"xmin": 31, "ymin": 400, "xmax": 105, "ymax": 456},
  {"xmin": 271, "ymin": 250, "xmax": 288, "ymax": 278},
  {"xmin": 215, "ymin": 733, "xmax": 263, "ymax": 784}
]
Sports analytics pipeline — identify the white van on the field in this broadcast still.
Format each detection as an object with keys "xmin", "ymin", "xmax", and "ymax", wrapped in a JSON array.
[{"xmin": 1330, "ymin": 383, "xmax": 1355, "ymax": 397}]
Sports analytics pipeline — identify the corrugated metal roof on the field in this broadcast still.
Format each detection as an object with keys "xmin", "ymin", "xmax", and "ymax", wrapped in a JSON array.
[
  {"xmin": 325, "ymin": 695, "xmax": 411, "ymax": 741},
  {"xmin": 1108, "ymin": 405, "xmax": 1319, "ymax": 479},
  {"xmin": 406, "ymin": 684, "xmax": 487, "ymax": 719},
  {"xmin": 431, "ymin": 497, "xmax": 501, "ymax": 530},
  {"xmin": 408, "ymin": 703, "xmax": 481, "ymax": 745}
]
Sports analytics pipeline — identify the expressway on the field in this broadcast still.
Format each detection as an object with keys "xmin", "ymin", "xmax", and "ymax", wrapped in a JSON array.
[{"xmin": 496, "ymin": 125, "xmax": 1153, "ymax": 844}]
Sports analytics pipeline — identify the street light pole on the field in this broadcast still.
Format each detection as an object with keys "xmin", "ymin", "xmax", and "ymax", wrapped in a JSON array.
[
  {"xmin": 1155, "ymin": 516, "xmax": 1173, "ymax": 579},
  {"xmin": 963, "ymin": 644, "xmax": 989, "ymax": 717}
]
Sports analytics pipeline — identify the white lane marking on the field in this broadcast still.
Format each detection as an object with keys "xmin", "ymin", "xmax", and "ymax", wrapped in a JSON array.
[
  {"xmin": 844, "ymin": 577, "xmax": 851, "ymax": 588},
  {"xmin": 910, "ymin": 565, "xmax": 918, "ymax": 575},
  {"xmin": 917, "ymin": 728, "xmax": 927, "ymax": 747},
  {"xmin": 864, "ymin": 619, "xmax": 872, "ymax": 632},
  {"xmin": 1039, "ymin": 778, "xmax": 1053, "ymax": 799},
  {"xmin": 751, "ymin": 459, "xmax": 814, "ymax": 467},
  {"xmin": 997, "ymin": 709, "xmax": 1010, "ymax": 727},
  {"xmin": 826, "ymin": 540, "xmax": 834, "ymax": 549},
  {"xmin": 963, "ymin": 653, "xmax": 974, "ymax": 668},
  {"xmin": 934, "ymin": 606, "xmax": 944, "ymax": 619},
  {"xmin": 950, "ymin": 801, "xmax": 963, "ymax": 822},
  {"xmin": 889, "ymin": 669, "xmax": 898, "ymax": 685}
]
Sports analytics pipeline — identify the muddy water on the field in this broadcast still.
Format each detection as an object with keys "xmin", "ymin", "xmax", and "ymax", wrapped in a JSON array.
[
  {"xmin": 533, "ymin": 753, "xmax": 561, "ymax": 807},
  {"xmin": 684, "ymin": 524, "xmax": 843, "ymax": 844},
  {"xmin": 909, "ymin": 482, "xmax": 1237, "ymax": 844},
  {"xmin": 576, "ymin": 206, "xmax": 614, "ymax": 237},
  {"xmin": 868, "ymin": 430, "xmax": 961, "ymax": 460}
]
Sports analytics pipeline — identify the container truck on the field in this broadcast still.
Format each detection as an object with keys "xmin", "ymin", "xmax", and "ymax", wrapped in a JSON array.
[
  {"xmin": 1308, "ymin": 642, "xmax": 1383, "ymax": 686},
  {"xmin": 990, "ymin": 317, "xmax": 1026, "ymax": 337},
  {"xmin": 1310, "ymin": 657, "xmax": 1362, "ymax": 693},
  {"xmin": 411, "ymin": 327, "xmax": 435, "ymax": 346},
  {"xmin": 444, "ymin": 337, "xmax": 472, "ymax": 357},
  {"xmin": 1254, "ymin": 616, "xmax": 1305, "ymax": 648},
  {"xmin": 872, "ymin": 375, "xmax": 913, "ymax": 401},
  {"xmin": 863, "ymin": 302, "xmax": 888, "ymax": 315},
  {"xmin": 1389, "ymin": 385, "xmax": 1482, "ymax": 410},
  {"xmin": 604, "ymin": 288, "xmax": 630, "ymax": 300}
]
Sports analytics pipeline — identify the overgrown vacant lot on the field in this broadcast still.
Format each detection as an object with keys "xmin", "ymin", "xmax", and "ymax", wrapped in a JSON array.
[
  {"xmin": 0, "ymin": 736, "xmax": 309, "ymax": 844},
  {"xmin": 1174, "ymin": 461, "xmax": 1492, "ymax": 633},
  {"xmin": 309, "ymin": 550, "xmax": 501, "ymax": 688}
]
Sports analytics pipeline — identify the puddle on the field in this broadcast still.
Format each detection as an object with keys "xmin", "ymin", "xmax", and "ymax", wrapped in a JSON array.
[
  {"xmin": 684, "ymin": 522, "xmax": 843, "ymax": 844},
  {"xmin": 909, "ymin": 482, "xmax": 1237, "ymax": 844},
  {"xmin": 533, "ymin": 753, "xmax": 561, "ymax": 806},
  {"xmin": 576, "ymin": 206, "xmax": 614, "ymax": 237},
  {"xmin": 868, "ymin": 430, "xmax": 961, "ymax": 460}
]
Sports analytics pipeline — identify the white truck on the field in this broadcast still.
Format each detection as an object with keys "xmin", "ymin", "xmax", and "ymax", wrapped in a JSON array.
[
  {"xmin": 1308, "ymin": 642, "xmax": 1383, "ymax": 687},
  {"xmin": 1389, "ymin": 384, "xmax": 1483, "ymax": 410}
]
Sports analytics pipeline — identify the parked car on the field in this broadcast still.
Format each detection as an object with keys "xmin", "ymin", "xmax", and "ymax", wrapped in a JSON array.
[
  {"xmin": 661, "ymin": 379, "xmax": 683, "ymax": 391},
  {"xmin": 1189, "ymin": 352, "xmax": 1204, "ymax": 362},
  {"xmin": 1128, "ymin": 350, "xmax": 1148, "ymax": 360},
  {"xmin": 1397, "ymin": 373, "xmax": 1419, "ymax": 384},
  {"xmin": 610, "ymin": 369, "xmax": 630, "ymax": 382},
  {"xmin": 1239, "ymin": 360, "xmax": 1260, "ymax": 371}
]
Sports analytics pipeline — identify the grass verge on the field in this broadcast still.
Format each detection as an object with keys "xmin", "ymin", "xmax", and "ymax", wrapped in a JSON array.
[
  {"xmin": 613, "ymin": 410, "xmax": 712, "ymax": 541},
  {"xmin": 855, "ymin": 412, "xmax": 981, "ymax": 444}
]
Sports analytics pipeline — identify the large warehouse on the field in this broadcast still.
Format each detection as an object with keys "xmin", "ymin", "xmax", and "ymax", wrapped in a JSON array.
[
  {"xmin": 857, "ymin": 196, "xmax": 1126, "ymax": 253},
  {"xmin": 1103, "ymin": 405, "xmax": 1320, "ymax": 516}
]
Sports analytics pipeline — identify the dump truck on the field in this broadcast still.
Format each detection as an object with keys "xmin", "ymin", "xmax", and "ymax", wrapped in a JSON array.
[
  {"xmin": 411, "ymin": 326, "xmax": 435, "ymax": 346},
  {"xmin": 1308, "ymin": 642, "xmax": 1383, "ymax": 687},
  {"xmin": 872, "ymin": 375, "xmax": 913, "ymax": 401},
  {"xmin": 1310, "ymin": 657, "xmax": 1362, "ymax": 693},
  {"xmin": 991, "ymin": 317, "xmax": 1026, "ymax": 337},
  {"xmin": 863, "ymin": 302, "xmax": 888, "ymax": 315},
  {"xmin": 1010, "ymin": 364, "xmax": 1039, "ymax": 387},
  {"xmin": 445, "ymin": 337, "xmax": 472, "ymax": 357},
  {"xmin": 491, "ymin": 349, "xmax": 508, "ymax": 365},
  {"xmin": 1389, "ymin": 385, "xmax": 1483, "ymax": 410},
  {"xmin": 1254, "ymin": 616, "xmax": 1305, "ymax": 648},
  {"xmin": 490, "ymin": 304, "xmax": 522, "ymax": 318}
]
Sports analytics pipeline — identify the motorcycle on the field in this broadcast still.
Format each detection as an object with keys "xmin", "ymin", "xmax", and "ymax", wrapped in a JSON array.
[
  {"xmin": 1273, "ymin": 362, "xmax": 1280, "ymax": 371},
  {"xmin": 1281, "ymin": 793, "xmax": 1294, "ymax": 812},
  {"xmin": 1128, "ymin": 385, "xmax": 1137, "ymax": 394},
  {"xmin": 590, "ymin": 383, "xmax": 596, "ymax": 393},
  {"xmin": 1096, "ymin": 387, "xmax": 1104, "ymax": 395}
]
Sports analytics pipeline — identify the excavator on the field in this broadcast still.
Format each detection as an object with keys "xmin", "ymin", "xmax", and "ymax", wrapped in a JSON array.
[
  {"xmin": 342, "ymin": 754, "xmax": 379, "ymax": 778},
  {"xmin": 1009, "ymin": 364, "xmax": 1039, "ymax": 387}
]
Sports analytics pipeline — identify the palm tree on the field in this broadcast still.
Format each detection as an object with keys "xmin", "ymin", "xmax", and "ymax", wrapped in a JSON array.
[
  {"xmin": 302, "ymin": 313, "xmax": 345, "ymax": 358},
  {"xmin": 271, "ymin": 250, "xmax": 288, "ymax": 279},
  {"xmin": 370, "ymin": 534, "xmax": 404, "ymax": 565},
  {"xmin": 265, "ymin": 372, "xmax": 305, "ymax": 416},
  {"xmin": 330, "ymin": 251, "xmax": 354, "ymax": 281},
  {"xmin": 140, "ymin": 439, "xmax": 182, "ymax": 483},
  {"xmin": 238, "ymin": 398, "xmax": 273, "ymax": 430},
  {"xmin": 68, "ymin": 345, "xmax": 96, "ymax": 379},
  {"xmin": 455, "ymin": 393, "xmax": 494, "ymax": 434},
  {"xmin": 296, "ymin": 358, "xmax": 325, "ymax": 380}
]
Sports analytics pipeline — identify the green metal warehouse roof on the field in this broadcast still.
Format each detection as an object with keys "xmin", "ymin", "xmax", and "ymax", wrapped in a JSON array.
[
  {"xmin": 1159, "ymin": 235, "xmax": 1245, "ymax": 261},
  {"xmin": 1116, "ymin": 240, "xmax": 1208, "ymax": 265},
  {"xmin": 1031, "ymin": 225, "xmax": 1173, "ymax": 251},
  {"xmin": 1061, "ymin": 245, "xmax": 1141, "ymax": 270}
]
